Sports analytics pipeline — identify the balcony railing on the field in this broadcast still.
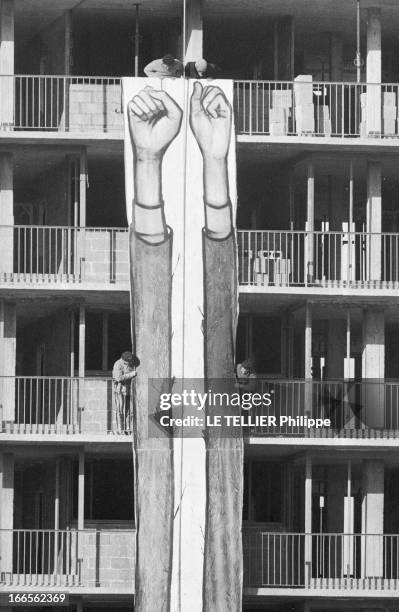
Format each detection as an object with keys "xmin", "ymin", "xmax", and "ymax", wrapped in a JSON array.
[
  {"xmin": 0, "ymin": 225, "xmax": 129, "ymax": 286},
  {"xmin": 0, "ymin": 529, "xmax": 135, "ymax": 589},
  {"xmin": 0, "ymin": 376, "xmax": 132, "ymax": 435},
  {"xmin": 238, "ymin": 230, "xmax": 399, "ymax": 289},
  {"xmin": 0, "ymin": 75, "xmax": 122, "ymax": 133},
  {"xmin": 243, "ymin": 530, "xmax": 399, "ymax": 590},
  {"xmin": 247, "ymin": 379, "xmax": 399, "ymax": 437},
  {"xmin": 1, "ymin": 76, "xmax": 397, "ymax": 139},
  {"xmin": 234, "ymin": 80, "xmax": 399, "ymax": 137}
]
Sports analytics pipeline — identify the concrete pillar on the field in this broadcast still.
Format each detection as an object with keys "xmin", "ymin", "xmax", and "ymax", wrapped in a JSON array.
[
  {"xmin": 78, "ymin": 305, "xmax": 85, "ymax": 378},
  {"xmin": 0, "ymin": 300, "xmax": 16, "ymax": 424},
  {"xmin": 184, "ymin": 0, "xmax": 202, "ymax": 62},
  {"xmin": 330, "ymin": 33, "xmax": 343, "ymax": 135},
  {"xmin": 0, "ymin": 452, "xmax": 14, "ymax": 574},
  {"xmin": 79, "ymin": 148, "xmax": 86, "ymax": 227},
  {"xmin": 78, "ymin": 449, "xmax": 84, "ymax": 531},
  {"xmin": 304, "ymin": 303, "xmax": 312, "ymax": 418},
  {"xmin": 304, "ymin": 455, "xmax": 312, "ymax": 579},
  {"xmin": 64, "ymin": 10, "xmax": 72, "ymax": 75},
  {"xmin": 362, "ymin": 308, "xmax": 385, "ymax": 429},
  {"xmin": 304, "ymin": 303, "xmax": 312, "ymax": 379},
  {"xmin": 366, "ymin": 8, "xmax": 382, "ymax": 135},
  {"xmin": 327, "ymin": 319, "xmax": 345, "ymax": 379},
  {"xmin": 361, "ymin": 460, "xmax": 384, "ymax": 577},
  {"xmin": 306, "ymin": 161, "xmax": 314, "ymax": 282},
  {"xmin": 0, "ymin": 152, "xmax": 13, "ymax": 272},
  {"xmin": 0, "ymin": 0, "xmax": 14, "ymax": 129},
  {"xmin": 366, "ymin": 161, "xmax": 382, "ymax": 282}
]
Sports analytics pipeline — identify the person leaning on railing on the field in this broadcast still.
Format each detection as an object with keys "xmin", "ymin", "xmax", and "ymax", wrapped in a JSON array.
[
  {"xmin": 236, "ymin": 358, "xmax": 257, "ymax": 393},
  {"xmin": 112, "ymin": 351, "xmax": 140, "ymax": 434}
]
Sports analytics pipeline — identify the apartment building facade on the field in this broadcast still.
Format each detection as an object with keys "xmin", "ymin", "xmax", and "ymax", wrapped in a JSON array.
[{"xmin": 1, "ymin": 0, "xmax": 399, "ymax": 610}]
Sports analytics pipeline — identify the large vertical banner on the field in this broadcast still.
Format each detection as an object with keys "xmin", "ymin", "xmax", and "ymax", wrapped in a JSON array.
[{"xmin": 123, "ymin": 77, "xmax": 242, "ymax": 611}]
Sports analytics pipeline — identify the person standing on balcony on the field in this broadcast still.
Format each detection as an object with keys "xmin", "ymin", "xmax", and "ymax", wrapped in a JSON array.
[
  {"xmin": 143, "ymin": 53, "xmax": 183, "ymax": 78},
  {"xmin": 112, "ymin": 351, "xmax": 139, "ymax": 433},
  {"xmin": 184, "ymin": 58, "xmax": 220, "ymax": 78}
]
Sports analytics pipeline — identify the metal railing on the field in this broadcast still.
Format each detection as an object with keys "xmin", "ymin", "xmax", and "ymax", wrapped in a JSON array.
[
  {"xmin": 234, "ymin": 80, "xmax": 399, "ymax": 137},
  {"xmin": 245, "ymin": 379, "xmax": 399, "ymax": 437},
  {"xmin": 243, "ymin": 530, "xmax": 399, "ymax": 589},
  {"xmin": 238, "ymin": 229, "xmax": 399, "ymax": 288},
  {"xmin": 0, "ymin": 376, "xmax": 133, "ymax": 435},
  {"xmin": 1, "ymin": 76, "xmax": 399, "ymax": 138},
  {"xmin": 0, "ymin": 529, "xmax": 135, "ymax": 588},
  {"xmin": 0, "ymin": 75, "xmax": 123, "ymax": 132},
  {"xmin": 0, "ymin": 225, "xmax": 129, "ymax": 285}
]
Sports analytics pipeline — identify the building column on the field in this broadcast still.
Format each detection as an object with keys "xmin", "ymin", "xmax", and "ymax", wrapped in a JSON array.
[
  {"xmin": 366, "ymin": 8, "xmax": 382, "ymax": 135},
  {"xmin": 304, "ymin": 455, "xmax": 312, "ymax": 581},
  {"xmin": 361, "ymin": 460, "xmax": 384, "ymax": 577},
  {"xmin": 0, "ymin": 0, "xmax": 14, "ymax": 129},
  {"xmin": 78, "ymin": 305, "xmax": 85, "ymax": 378},
  {"xmin": 0, "ymin": 452, "xmax": 14, "ymax": 574},
  {"xmin": 0, "ymin": 152, "xmax": 13, "ymax": 272},
  {"xmin": 64, "ymin": 10, "xmax": 72, "ymax": 75},
  {"xmin": 184, "ymin": 0, "xmax": 203, "ymax": 62},
  {"xmin": 366, "ymin": 161, "xmax": 382, "ymax": 282},
  {"xmin": 304, "ymin": 303, "xmax": 312, "ymax": 378},
  {"xmin": 79, "ymin": 148, "xmax": 86, "ymax": 227},
  {"xmin": 326, "ymin": 319, "xmax": 345, "ymax": 379},
  {"xmin": 0, "ymin": 300, "xmax": 16, "ymax": 423},
  {"xmin": 306, "ymin": 161, "xmax": 314, "ymax": 282},
  {"xmin": 304, "ymin": 303, "xmax": 312, "ymax": 417},
  {"xmin": 362, "ymin": 308, "xmax": 384, "ymax": 429},
  {"xmin": 329, "ymin": 33, "xmax": 343, "ymax": 134},
  {"xmin": 78, "ymin": 449, "xmax": 84, "ymax": 531}
]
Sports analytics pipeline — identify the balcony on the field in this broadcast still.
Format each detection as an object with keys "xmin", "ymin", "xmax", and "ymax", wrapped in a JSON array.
[
  {"xmin": 243, "ymin": 529, "xmax": 399, "ymax": 592},
  {"xmin": 0, "ymin": 226, "xmax": 129, "ymax": 289},
  {"xmin": 0, "ymin": 75, "xmax": 123, "ymax": 134},
  {"xmin": 0, "ymin": 376, "xmax": 131, "ymax": 436},
  {"xmin": 238, "ymin": 230, "xmax": 399, "ymax": 290},
  {"xmin": 234, "ymin": 80, "xmax": 399, "ymax": 139},
  {"xmin": 0, "ymin": 529, "xmax": 134, "ymax": 590},
  {"xmin": 0, "ymin": 76, "xmax": 397, "ymax": 142},
  {"xmin": 248, "ymin": 379, "xmax": 399, "ymax": 438}
]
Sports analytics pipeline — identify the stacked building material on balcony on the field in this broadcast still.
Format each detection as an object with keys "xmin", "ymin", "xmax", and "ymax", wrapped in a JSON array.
[
  {"xmin": 294, "ymin": 75, "xmax": 315, "ymax": 135},
  {"xmin": 270, "ymin": 89, "xmax": 292, "ymax": 135}
]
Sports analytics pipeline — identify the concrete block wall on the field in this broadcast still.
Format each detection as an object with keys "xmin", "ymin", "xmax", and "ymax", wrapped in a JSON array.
[
  {"xmin": 80, "ymin": 378, "xmax": 113, "ymax": 434},
  {"xmin": 68, "ymin": 84, "xmax": 123, "ymax": 133},
  {"xmin": 83, "ymin": 230, "xmax": 129, "ymax": 284},
  {"xmin": 79, "ymin": 529, "xmax": 135, "ymax": 588}
]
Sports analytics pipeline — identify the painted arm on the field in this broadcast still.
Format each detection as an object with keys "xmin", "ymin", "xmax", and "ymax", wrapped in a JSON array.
[
  {"xmin": 127, "ymin": 86, "xmax": 183, "ymax": 243},
  {"xmin": 189, "ymin": 81, "xmax": 233, "ymax": 240}
]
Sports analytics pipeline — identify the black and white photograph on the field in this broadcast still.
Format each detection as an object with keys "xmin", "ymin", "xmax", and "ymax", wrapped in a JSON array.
[{"xmin": 1, "ymin": 1, "xmax": 399, "ymax": 611}]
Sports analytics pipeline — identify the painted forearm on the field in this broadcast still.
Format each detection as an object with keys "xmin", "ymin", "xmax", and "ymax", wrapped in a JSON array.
[
  {"xmin": 203, "ymin": 157, "xmax": 232, "ymax": 239},
  {"xmin": 134, "ymin": 156, "xmax": 167, "ymax": 243}
]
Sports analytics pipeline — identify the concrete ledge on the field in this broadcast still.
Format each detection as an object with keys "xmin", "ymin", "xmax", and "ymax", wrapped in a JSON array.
[
  {"xmin": 244, "ymin": 586, "xmax": 399, "ymax": 598},
  {"xmin": 246, "ymin": 436, "xmax": 399, "ymax": 449}
]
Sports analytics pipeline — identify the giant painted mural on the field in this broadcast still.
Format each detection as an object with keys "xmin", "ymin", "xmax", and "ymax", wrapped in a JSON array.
[{"xmin": 123, "ymin": 77, "xmax": 242, "ymax": 611}]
